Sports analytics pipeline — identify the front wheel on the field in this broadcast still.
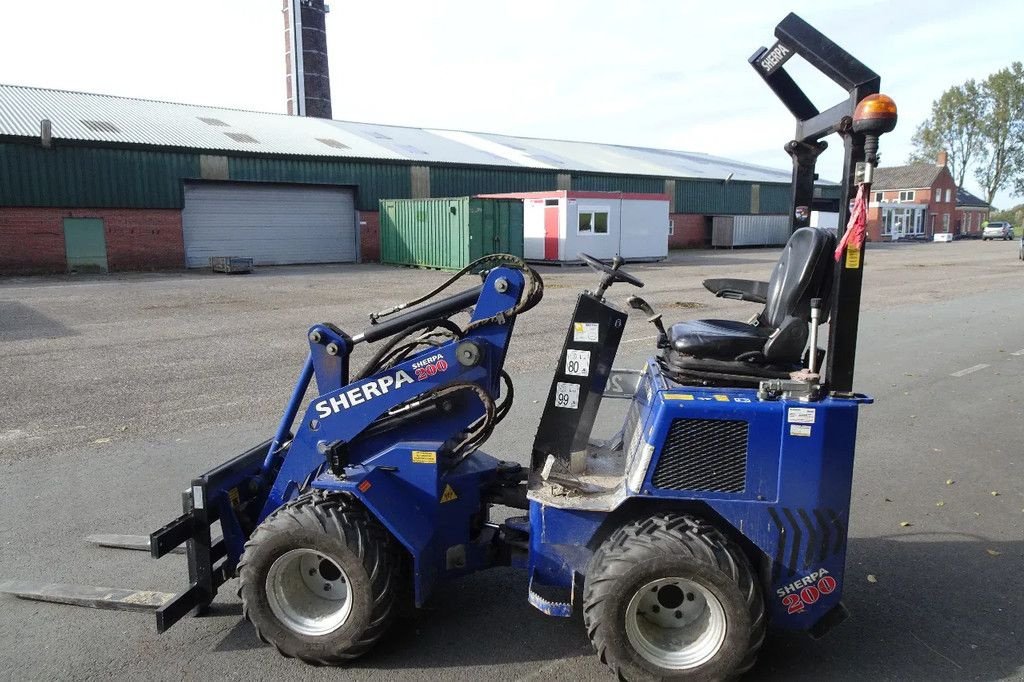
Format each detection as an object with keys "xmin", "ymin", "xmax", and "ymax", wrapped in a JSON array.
[
  {"xmin": 583, "ymin": 514, "xmax": 765, "ymax": 680},
  {"xmin": 238, "ymin": 490, "xmax": 400, "ymax": 665}
]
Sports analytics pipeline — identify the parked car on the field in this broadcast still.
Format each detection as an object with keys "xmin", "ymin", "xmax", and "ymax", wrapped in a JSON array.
[{"xmin": 982, "ymin": 221, "xmax": 1015, "ymax": 240}]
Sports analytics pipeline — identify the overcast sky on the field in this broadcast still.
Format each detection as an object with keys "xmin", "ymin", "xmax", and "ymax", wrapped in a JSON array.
[{"xmin": 3, "ymin": 0, "xmax": 1022, "ymax": 207}]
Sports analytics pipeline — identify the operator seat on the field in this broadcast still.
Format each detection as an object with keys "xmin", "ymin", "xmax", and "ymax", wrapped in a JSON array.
[{"xmin": 661, "ymin": 227, "xmax": 836, "ymax": 386}]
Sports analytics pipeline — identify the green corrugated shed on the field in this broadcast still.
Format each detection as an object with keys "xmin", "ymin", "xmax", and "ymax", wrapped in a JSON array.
[
  {"xmin": 228, "ymin": 157, "xmax": 409, "ymax": 211},
  {"xmin": 571, "ymin": 173, "xmax": 665, "ymax": 194},
  {"xmin": 429, "ymin": 167, "xmax": 558, "ymax": 198},
  {"xmin": 380, "ymin": 197, "xmax": 523, "ymax": 270},
  {"xmin": 0, "ymin": 143, "xmax": 198, "ymax": 208},
  {"xmin": 675, "ymin": 180, "xmax": 754, "ymax": 214},
  {"xmin": 759, "ymin": 184, "xmax": 791, "ymax": 214}
]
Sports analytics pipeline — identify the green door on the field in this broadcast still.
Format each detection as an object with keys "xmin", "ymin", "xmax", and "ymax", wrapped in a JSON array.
[{"xmin": 63, "ymin": 218, "xmax": 108, "ymax": 272}]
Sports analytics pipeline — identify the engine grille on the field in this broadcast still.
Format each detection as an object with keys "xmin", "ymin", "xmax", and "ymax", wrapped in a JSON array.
[{"xmin": 652, "ymin": 418, "xmax": 748, "ymax": 493}]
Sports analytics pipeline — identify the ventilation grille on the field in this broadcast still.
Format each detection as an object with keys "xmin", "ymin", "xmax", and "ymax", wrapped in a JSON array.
[
  {"xmin": 197, "ymin": 116, "xmax": 229, "ymax": 126},
  {"xmin": 223, "ymin": 132, "xmax": 259, "ymax": 144},
  {"xmin": 652, "ymin": 418, "xmax": 748, "ymax": 493},
  {"xmin": 80, "ymin": 119, "xmax": 120, "ymax": 133}
]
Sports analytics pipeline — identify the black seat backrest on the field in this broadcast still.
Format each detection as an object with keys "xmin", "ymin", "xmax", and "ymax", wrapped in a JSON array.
[{"xmin": 759, "ymin": 228, "xmax": 836, "ymax": 329}]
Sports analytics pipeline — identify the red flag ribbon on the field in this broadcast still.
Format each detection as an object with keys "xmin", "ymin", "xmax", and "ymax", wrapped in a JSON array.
[{"xmin": 835, "ymin": 183, "xmax": 868, "ymax": 262}]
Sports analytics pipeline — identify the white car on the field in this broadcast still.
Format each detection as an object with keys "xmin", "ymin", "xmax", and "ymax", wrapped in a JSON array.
[{"xmin": 982, "ymin": 221, "xmax": 1015, "ymax": 240}]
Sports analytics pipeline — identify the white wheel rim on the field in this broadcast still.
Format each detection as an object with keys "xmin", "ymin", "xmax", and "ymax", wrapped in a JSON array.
[
  {"xmin": 625, "ymin": 577, "xmax": 728, "ymax": 670},
  {"xmin": 266, "ymin": 548, "xmax": 353, "ymax": 636}
]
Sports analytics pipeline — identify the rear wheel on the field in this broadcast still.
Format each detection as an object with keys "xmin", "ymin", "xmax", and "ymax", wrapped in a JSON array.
[
  {"xmin": 583, "ymin": 514, "xmax": 765, "ymax": 680},
  {"xmin": 238, "ymin": 490, "xmax": 399, "ymax": 665}
]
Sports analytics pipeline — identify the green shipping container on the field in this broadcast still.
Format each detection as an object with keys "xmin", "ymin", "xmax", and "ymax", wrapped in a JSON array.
[{"xmin": 379, "ymin": 197, "xmax": 524, "ymax": 270}]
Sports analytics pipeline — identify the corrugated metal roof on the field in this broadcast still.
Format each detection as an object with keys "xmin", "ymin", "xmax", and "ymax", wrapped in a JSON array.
[{"xmin": 0, "ymin": 83, "xmax": 793, "ymax": 183}]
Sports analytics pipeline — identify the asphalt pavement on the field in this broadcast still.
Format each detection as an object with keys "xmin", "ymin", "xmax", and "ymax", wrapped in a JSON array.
[{"xmin": 0, "ymin": 241, "xmax": 1021, "ymax": 680}]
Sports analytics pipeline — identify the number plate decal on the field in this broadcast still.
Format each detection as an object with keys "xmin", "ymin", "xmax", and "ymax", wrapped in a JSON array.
[
  {"xmin": 565, "ymin": 349, "xmax": 591, "ymax": 377},
  {"xmin": 554, "ymin": 382, "xmax": 580, "ymax": 409}
]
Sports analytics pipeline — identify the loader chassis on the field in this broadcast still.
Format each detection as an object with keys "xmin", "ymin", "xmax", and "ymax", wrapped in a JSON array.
[{"xmin": 1, "ymin": 12, "xmax": 896, "ymax": 681}]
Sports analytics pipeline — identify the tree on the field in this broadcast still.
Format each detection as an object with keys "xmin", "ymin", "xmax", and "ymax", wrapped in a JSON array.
[
  {"xmin": 975, "ymin": 62, "xmax": 1024, "ymax": 205},
  {"xmin": 908, "ymin": 80, "xmax": 984, "ymax": 187}
]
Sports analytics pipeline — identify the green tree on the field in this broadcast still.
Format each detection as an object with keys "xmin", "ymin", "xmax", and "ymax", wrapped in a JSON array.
[
  {"xmin": 975, "ymin": 62, "xmax": 1024, "ymax": 205},
  {"xmin": 908, "ymin": 80, "xmax": 984, "ymax": 187}
]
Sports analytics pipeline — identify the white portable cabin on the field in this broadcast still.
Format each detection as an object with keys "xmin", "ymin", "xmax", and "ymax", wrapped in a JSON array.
[{"xmin": 478, "ymin": 191, "xmax": 669, "ymax": 263}]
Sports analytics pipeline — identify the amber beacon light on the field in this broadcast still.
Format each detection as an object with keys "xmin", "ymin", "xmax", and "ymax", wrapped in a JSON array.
[{"xmin": 852, "ymin": 93, "xmax": 897, "ymax": 164}]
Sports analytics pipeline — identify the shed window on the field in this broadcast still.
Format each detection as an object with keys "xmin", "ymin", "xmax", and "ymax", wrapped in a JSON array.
[
  {"xmin": 545, "ymin": 199, "xmax": 559, "ymax": 206},
  {"xmin": 578, "ymin": 210, "xmax": 609, "ymax": 234}
]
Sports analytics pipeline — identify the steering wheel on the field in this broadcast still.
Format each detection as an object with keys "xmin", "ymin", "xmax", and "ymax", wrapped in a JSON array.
[{"xmin": 579, "ymin": 252, "xmax": 645, "ymax": 288}]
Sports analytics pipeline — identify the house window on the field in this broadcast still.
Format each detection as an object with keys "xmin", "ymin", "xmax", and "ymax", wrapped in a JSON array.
[
  {"xmin": 899, "ymin": 190, "xmax": 915, "ymax": 202},
  {"xmin": 964, "ymin": 213, "xmax": 972, "ymax": 232},
  {"xmin": 942, "ymin": 214, "xmax": 950, "ymax": 232},
  {"xmin": 578, "ymin": 209, "xmax": 609, "ymax": 234},
  {"xmin": 935, "ymin": 188, "xmax": 941, "ymax": 202},
  {"xmin": 875, "ymin": 191, "xmax": 883, "ymax": 202},
  {"xmin": 668, "ymin": 219, "xmax": 674, "ymax": 236},
  {"xmin": 945, "ymin": 189, "xmax": 951, "ymax": 202}
]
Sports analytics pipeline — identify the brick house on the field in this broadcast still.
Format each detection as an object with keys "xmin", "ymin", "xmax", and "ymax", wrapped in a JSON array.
[
  {"xmin": 867, "ymin": 152, "xmax": 958, "ymax": 241},
  {"xmin": 954, "ymin": 187, "xmax": 991, "ymax": 236}
]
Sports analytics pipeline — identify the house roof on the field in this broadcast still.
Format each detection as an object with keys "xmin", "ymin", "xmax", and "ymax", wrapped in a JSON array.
[
  {"xmin": 0, "ymin": 83, "xmax": 800, "ymax": 184},
  {"xmin": 872, "ymin": 163, "xmax": 945, "ymax": 190},
  {"xmin": 956, "ymin": 187, "xmax": 989, "ymax": 208}
]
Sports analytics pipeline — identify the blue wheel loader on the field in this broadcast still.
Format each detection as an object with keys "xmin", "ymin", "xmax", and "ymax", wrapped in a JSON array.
[{"xmin": 1, "ymin": 13, "xmax": 899, "ymax": 680}]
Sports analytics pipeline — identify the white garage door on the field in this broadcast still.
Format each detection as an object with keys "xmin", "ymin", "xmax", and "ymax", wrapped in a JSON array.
[{"xmin": 182, "ymin": 183, "xmax": 357, "ymax": 267}]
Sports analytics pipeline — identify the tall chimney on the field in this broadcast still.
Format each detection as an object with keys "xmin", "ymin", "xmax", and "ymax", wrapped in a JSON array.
[
  {"xmin": 936, "ymin": 150, "xmax": 948, "ymax": 167},
  {"xmin": 283, "ymin": 0, "xmax": 332, "ymax": 119}
]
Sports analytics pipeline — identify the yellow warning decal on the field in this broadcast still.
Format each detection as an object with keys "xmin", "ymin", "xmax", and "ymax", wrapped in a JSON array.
[
  {"xmin": 411, "ymin": 450, "xmax": 437, "ymax": 464},
  {"xmin": 227, "ymin": 487, "xmax": 240, "ymax": 508},
  {"xmin": 844, "ymin": 245, "xmax": 861, "ymax": 269},
  {"xmin": 664, "ymin": 394, "xmax": 694, "ymax": 401},
  {"xmin": 713, "ymin": 394, "xmax": 729, "ymax": 402},
  {"xmin": 440, "ymin": 484, "xmax": 458, "ymax": 503}
]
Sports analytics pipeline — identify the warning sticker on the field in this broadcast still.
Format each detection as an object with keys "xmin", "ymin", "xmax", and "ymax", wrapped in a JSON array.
[
  {"xmin": 790, "ymin": 424, "xmax": 812, "ymax": 437},
  {"xmin": 411, "ymin": 450, "xmax": 436, "ymax": 464},
  {"xmin": 440, "ymin": 484, "xmax": 458, "ymax": 503},
  {"xmin": 787, "ymin": 407, "xmax": 816, "ymax": 424},
  {"xmin": 565, "ymin": 349, "xmax": 591, "ymax": 377},
  {"xmin": 713, "ymin": 394, "xmax": 729, "ymax": 402},
  {"xmin": 845, "ymin": 245, "xmax": 861, "ymax": 269},
  {"xmin": 573, "ymin": 322, "xmax": 599, "ymax": 343},
  {"xmin": 358, "ymin": 480, "xmax": 372, "ymax": 493},
  {"xmin": 554, "ymin": 382, "xmax": 580, "ymax": 409},
  {"xmin": 664, "ymin": 393, "xmax": 695, "ymax": 401}
]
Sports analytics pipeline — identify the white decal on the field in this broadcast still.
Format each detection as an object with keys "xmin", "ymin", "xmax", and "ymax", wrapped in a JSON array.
[
  {"xmin": 790, "ymin": 424, "xmax": 812, "ymax": 437},
  {"xmin": 760, "ymin": 43, "xmax": 791, "ymax": 73},
  {"xmin": 554, "ymin": 382, "xmax": 580, "ymax": 409},
  {"xmin": 787, "ymin": 407, "xmax": 816, "ymax": 424},
  {"xmin": 565, "ymin": 349, "xmax": 591, "ymax": 377},
  {"xmin": 313, "ymin": 370, "xmax": 415, "ymax": 418},
  {"xmin": 573, "ymin": 322, "xmax": 599, "ymax": 343}
]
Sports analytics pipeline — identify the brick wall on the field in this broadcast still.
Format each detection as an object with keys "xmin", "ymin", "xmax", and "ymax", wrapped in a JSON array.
[
  {"xmin": 865, "ymin": 166, "xmax": 959, "ymax": 241},
  {"xmin": 359, "ymin": 210, "xmax": 380, "ymax": 262},
  {"xmin": 955, "ymin": 208, "xmax": 989, "ymax": 235},
  {"xmin": 0, "ymin": 207, "xmax": 184, "ymax": 274},
  {"xmin": 668, "ymin": 213, "xmax": 706, "ymax": 249}
]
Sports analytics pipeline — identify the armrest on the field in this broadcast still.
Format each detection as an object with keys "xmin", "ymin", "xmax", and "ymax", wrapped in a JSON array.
[{"xmin": 702, "ymin": 278, "xmax": 769, "ymax": 304}]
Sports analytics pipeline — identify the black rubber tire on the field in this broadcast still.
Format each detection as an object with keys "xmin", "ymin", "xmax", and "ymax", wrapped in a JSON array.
[
  {"xmin": 583, "ymin": 514, "xmax": 766, "ymax": 681},
  {"xmin": 237, "ymin": 490, "xmax": 399, "ymax": 665}
]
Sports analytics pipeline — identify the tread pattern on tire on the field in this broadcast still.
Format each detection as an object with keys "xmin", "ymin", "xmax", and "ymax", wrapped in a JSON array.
[
  {"xmin": 583, "ymin": 513, "xmax": 766, "ymax": 680},
  {"xmin": 237, "ymin": 490, "xmax": 398, "ymax": 665}
]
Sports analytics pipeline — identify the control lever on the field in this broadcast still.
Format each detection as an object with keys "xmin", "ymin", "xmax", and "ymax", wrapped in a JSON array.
[
  {"xmin": 808, "ymin": 297, "xmax": 822, "ymax": 374},
  {"xmin": 627, "ymin": 296, "xmax": 667, "ymax": 338}
]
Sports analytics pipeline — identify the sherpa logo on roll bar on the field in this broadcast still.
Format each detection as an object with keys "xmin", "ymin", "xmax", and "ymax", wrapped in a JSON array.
[
  {"xmin": 759, "ymin": 40, "xmax": 793, "ymax": 75},
  {"xmin": 315, "ymin": 370, "xmax": 415, "ymax": 417}
]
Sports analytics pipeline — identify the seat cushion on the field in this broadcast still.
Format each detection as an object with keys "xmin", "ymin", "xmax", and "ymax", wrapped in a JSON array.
[{"xmin": 668, "ymin": 319, "xmax": 773, "ymax": 360}]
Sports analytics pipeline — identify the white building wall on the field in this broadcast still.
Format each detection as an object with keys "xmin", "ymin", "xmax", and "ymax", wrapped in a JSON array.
[
  {"xmin": 618, "ymin": 199, "xmax": 669, "ymax": 259},
  {"xmin": 523, "ymin": 198, "xmax": 547, "ymax": 260}
]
